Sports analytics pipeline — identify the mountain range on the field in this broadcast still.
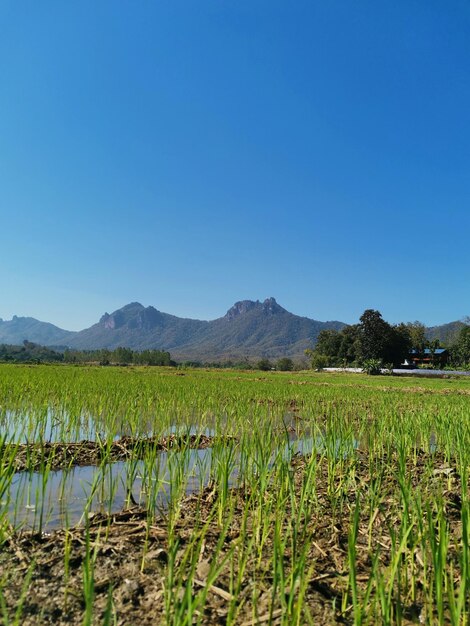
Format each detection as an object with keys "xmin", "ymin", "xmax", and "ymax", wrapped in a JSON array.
[
  {"xmin": 0, "ymin": 299, "xmax": 344, "ymax": 360},
  {"xmin": 0, "ymin": 300, "xmax": 466, "ymax": 361},
  {"xmin": 0, "ymin": 315, "xmax": 74, "ymax": 347}
]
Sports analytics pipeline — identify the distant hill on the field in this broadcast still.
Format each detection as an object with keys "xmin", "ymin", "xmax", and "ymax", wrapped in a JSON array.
[
  {"xmin": 1, "ymin": 303, "xmax": 467, "ymax": 361},
  {"xmin": 65, "ymin": 298, "xmax": 346, "ymax": 360},
  {"xmin": 425, "ymin": 320, "xmax": 466, "ymax": 346},
  {"xmin": 0, "ymin": 316, "xmax": 75, "ymax": 346}
]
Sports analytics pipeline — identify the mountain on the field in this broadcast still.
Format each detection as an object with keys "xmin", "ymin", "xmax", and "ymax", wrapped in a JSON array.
[
  {"xmin": 65, "ymin": 298, "xmax": 346, "ymax": 360},
  {"xmin": 0, "ymin": 316, "xmax": 75, "ymax": 346},
  {"xmin": 65, "ymin": 302, "xmax": 208, "ymax": 355},
  {"xmin": 2, "ymin": 303, "xmax": 466, "ymax": 362},
  {"xmin": 425, "ymin": 321, "xmax": 466, "ymax": 346}
]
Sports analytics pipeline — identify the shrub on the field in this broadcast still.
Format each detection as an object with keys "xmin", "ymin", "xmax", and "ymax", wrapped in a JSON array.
[
  {"xmin": 310, "ymin": 353, "xmax": 329, "ymax": 371},
  {"xmin": 362, "ymin": 359, "xmax": 383, "ymax": 375},
  {"xmin": 276, "ymin": 357, "xmax": 294, "ymax": 371}
]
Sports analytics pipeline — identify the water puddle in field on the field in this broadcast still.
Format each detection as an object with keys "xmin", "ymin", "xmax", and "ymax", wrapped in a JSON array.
[
  {"xmin": 3, "ymin": 447, "xmax": 236, "ymax": 531},
  {"xmin": 283, "ymin": 433, "xmax": 360, "ymax": 459},
  {"xmin": 1, "ymin": 409, "xmax": 219, "ymax": 445},
  {"xmin": 1, "ymin": 410, "xmax": 94, "ymax": 444},
  {"xmin": 1, "ymin": 427, "xmax": 376, "ymax": 532}
]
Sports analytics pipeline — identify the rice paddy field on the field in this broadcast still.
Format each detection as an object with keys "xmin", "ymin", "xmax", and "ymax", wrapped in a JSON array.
[{"xmin": 0, "ymin": 364, "xmax": 469, "ymax": 625}]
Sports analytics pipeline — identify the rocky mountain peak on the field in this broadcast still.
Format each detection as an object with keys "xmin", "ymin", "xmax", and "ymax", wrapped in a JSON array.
[
  {"xmin": 224, "ymin": 300, "xmax": 259, "ymax": 320},
  {"xmin": 262, "ymin": 297, "xmax": 284, "ymax": 314},
  {"xmin": 99, "ymin": 302, "xmax": 147, "ymax": 330},
  {"xmin": 224, "ymin": 297, "xmax": 285, "ymax": 320}
]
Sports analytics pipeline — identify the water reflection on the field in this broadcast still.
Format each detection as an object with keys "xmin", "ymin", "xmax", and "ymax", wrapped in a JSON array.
[
  {"xmin": 1, "ymin": 410, "xmax": 220, "ymax": 445},
  {"xmin": 2, "ymin": 409, "xmax": 101, "ymax": 444},
  {"xmin": 2, "ymin": 430, "xmax": 439, "ymax": 532},
  {"xmin": 282, "ymin": 434, "xmax": 360, "ymax": 459},
  {"xmin": 4, "ymin": 448, "xmax": 230, "ymax": 531}
]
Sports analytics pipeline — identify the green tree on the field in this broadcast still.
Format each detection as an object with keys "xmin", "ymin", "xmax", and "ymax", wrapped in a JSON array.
[
  {"xmin": 113, "ymin": 347, "xmax": 133, "ymax": 364},
  {"xmin": 314, "ymin": 330, "xmax": 343, "ymax": 358},
  {"xmin": 388, "ymin": 325, "xmax": 411, "ymax": 365},
  {"xmin": 307, "ymin": 324, "xmax": 362, "ymax": 368},
  {"xmin": 99, "ymin": 349, "xmax": 111, "ymax": 365},
  {"xmin": 455, "ymin": 326, "xmax": 470, "ymax": 364},
  {"xmin": 358, "ymin": 310, "xmax": 392, "ymax": 361},
  {"xmin": 276, "ymin": 357, "xmax": 294, "ymax": 371},
  {"xmin": 405, "ymin": 321, "xmax": 428, "ymax": 353},
  {"xmin": 358, "ymin": 310, "xmax": 410, "ymax": 366},
  {"xmin": 310, "ymin": 353, "xmax": 329, "ymax": 371},
  {"xmin": 337, "ymin": 324, "xmax": 361, "ymax": 363}
]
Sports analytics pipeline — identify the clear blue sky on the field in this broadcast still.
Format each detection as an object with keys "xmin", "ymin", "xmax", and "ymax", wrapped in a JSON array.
[{"xmin": 1, "ymin": 1, "xmax": 469, "ymax": 330}]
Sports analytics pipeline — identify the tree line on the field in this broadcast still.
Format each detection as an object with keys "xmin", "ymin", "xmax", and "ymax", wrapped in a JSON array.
[
  {"xmin": 451, "ymin": 325, "xmax": 470, "ymax": 366},
  {"xmin": 64, "ymin": 347, "xmax": 174, "ymax": 366},
  {"xmin": 306, "ymin": 309, "xmax": 470, "ymax": 370},
  {"xmin": 2, "ymin": 314, "xmax": 470, "ymax": 370},
  {"xmin": 0, "ymin": 342, "xmax": 174, "ymax": 366},
  {"xmin": 0, "ymin": 341, "xmax": 64, "ymax": 363}
]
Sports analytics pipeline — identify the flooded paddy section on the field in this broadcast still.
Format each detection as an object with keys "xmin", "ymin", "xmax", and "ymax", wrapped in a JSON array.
[
  {"xmin": 5, "ymin": 447, "xmax": 237, "ymax": 531},
  {"xmin": 0, "ymin": 405, "xmax": 229, "ymax": 445},
  {"xmin": 0, "ymin": 448, "xmax": 468, "ymax": 626},
  {"xmin": 5, "ymin": 433, "xmax": 233, "ymax": 472},
  {"xmin": 1, "ymin": 365, "xmax": 470, "ymax": 625},
  {"xmin": 3, "ymin": 431, "xmax": 356, "ymax": 532}
]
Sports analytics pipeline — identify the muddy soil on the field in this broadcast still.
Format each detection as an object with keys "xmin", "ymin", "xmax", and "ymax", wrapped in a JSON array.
[
  {"xmin": 0, "ymin": 451, "xmax": 466, "ymax": 625},
  {"xmin": 4, "ymin": 434, "xmax": 234, "ymax": 472}
]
